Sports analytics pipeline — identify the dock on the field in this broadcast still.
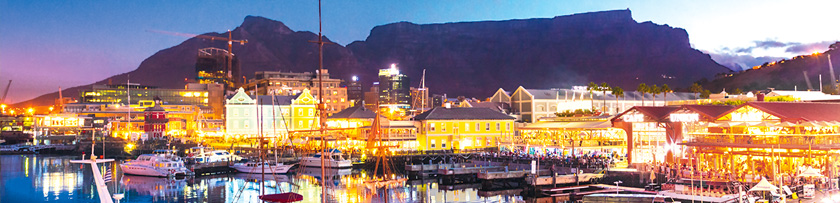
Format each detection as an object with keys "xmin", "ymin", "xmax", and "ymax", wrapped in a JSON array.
[
  {"xmin": 189, "ymin": 162, "xmax": 235, "ymax": 176},
  {"xmin": 525, "ymin": 173, "xmax": 604, "ymax": 186}
]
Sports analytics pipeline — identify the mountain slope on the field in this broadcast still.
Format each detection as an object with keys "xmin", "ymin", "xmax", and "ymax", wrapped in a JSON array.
[
  {"xmin": 703, "ymin": 45, "xmax": 840, "ymax": 92},
  {"xmin": 16, "ymin": 10, "xmax": 730, "ymax": 107}
]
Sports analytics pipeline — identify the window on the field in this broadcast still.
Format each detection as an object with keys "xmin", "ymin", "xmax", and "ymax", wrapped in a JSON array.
[
  {"xmin": 298, "ymin": 121, "xmax": 303, "ymax": 128},
  {"xmin": 430, "ymin": 140, "xmax": 436, "ymax": 148},
  {"xmin": 298, "ymin": 109, "xmax": 303, "ymax": 116},
  {"xmin": 464, "ymin": 123, "xmax": 469, "ymax": 132},
  {"xmin": 244, "ymin": 121, "xmax": 249, "ymax": 128},
  {"xmin": 496, "ymin": 123, "xmax": 500, "ymax": 131},
  {"xmin": 441, "ymin": 140, "xmax": 446, "ymax": 148},
  {"xmin": 309, "ymin": 109, "xmax": 314, "ymax": 116},
  {"xmin": 506, "ymin": 123, "xmax": 511, "ymax": 131},
  {"xmin": 476, "ymin": 123, "xmax": 480, "ymax": 131},
  {"xmin": 430, "ymin": 123, "xmax": 436, "ymax": 132},
  {"xmin": 485, "ymin": 123, "xmax": 490, "ymax": 131},
  {"xmin": 442, "ymin": 123, "xmax": 446, "ymax": 132}
]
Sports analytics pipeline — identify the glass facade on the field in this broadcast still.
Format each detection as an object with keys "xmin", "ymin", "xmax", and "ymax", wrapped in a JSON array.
[{"xmin": 81, "ymin": 84, "xmax": 209, "ymax": 106}]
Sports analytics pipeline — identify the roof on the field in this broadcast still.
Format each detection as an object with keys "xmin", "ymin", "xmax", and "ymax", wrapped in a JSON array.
[
  {"xmin": 519, "ymin": 120, "xmax": 614, "ymax": 129},
  {"xmin": 413, "ymin": 107, "xmax": 516, "ymax": 120},
  {"xmin": 738, "ymin": 102, "xmax": 840, "ymax": 122},
  {"xmin": 527, "ymin": 89, "xmax": 561, "ymax": 100},
  {"xmin": 328, "ymin": 105, "xmax": 378, "ymax": 119},
  {"xmin": 681, "ymin": 105, "xmax": 736, "ymax": 119},
  {"xmin": 254, "ymin": 94, "xmax": 298, "ymax": 105},
  {"xmin": 468, "ymin": 102, "xmax": 510, "ymax": 113},
  {"xmin": 612, "ymin": 106, "xmax": 679, "ymax": 122}
]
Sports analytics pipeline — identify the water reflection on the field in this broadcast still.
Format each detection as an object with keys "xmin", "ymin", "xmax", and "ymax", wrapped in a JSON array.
[{"xmin": 1, "ymin": 155, "xmax": 522, "ymax": 203}]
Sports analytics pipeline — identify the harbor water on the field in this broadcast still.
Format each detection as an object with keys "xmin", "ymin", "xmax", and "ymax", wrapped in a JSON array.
[{"xmin": 0, "ymin": 155, "xmax": 523, "ymax": 203}]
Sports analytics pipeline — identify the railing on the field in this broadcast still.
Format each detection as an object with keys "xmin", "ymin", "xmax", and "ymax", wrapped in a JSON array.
[{"xmin": 684, "ymin": 132, "xmax": 840, "ymax": 147}]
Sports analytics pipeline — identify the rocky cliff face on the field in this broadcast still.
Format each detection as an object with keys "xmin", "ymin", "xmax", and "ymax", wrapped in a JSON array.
[
  {"xmin": 348, "ymin": 9, "xmax": 728, "ymax": 96},
  {"xmin": 16, "ymin": 10, "xmax": 730, "ymax": 107}
]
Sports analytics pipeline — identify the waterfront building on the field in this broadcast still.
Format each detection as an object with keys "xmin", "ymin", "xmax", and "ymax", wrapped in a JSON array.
[
  {"xmin": 378, "ymin": 64, "xmax": 411, "ymax": 119},
  {"xmin": 63, "ymin": 102, "xmax": 209, "ymax": 140},
  {"xmin": 243, "ymin": 70, "xmax": 349, "ymax": 115},
  {"xmin": 79, "ymin": 83, "xmax": 225, "ymax": 118},
  {"xmin": 32, "ymin": 114, "xmax": 91, "ymax": 145},
  {"xmin": 504, "ymin": 86, "xmax": 698, "ymax": 123},
  {"xmin": 504, "ymin": 116, "xmax": 627, "ymax": 158},
  {"xmin": 143, "ymin": 97, "xmax": 167, "ymax": 140},
  {"xmin": 325, "ymin": 105, "xmax": 418, "ymax": 152},
  {"xmin": 224, "ymin": 87, "xmax": 317, "ymax": 140},
  {"xmin": 414, "ymin": 107, "xmax": 515, "ymax": 151}
]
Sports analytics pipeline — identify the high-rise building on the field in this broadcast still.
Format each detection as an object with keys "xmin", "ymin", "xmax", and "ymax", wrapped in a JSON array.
[
  {"xmin": 378, "ymin": 64, "xmax": 411, "ymax": 118},
  {"xmin": 243, "ymin": 69, "xmax": 349, "ymax": 115},
  {"xmin": 346, "ymin": 76, "xmax": 364, "ymax": 106},
  {"xmin": 195, "ymin": 47, "xmax": 241, "ymax": 92}
]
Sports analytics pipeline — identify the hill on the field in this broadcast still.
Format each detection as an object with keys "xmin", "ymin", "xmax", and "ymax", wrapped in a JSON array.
[{"xmin": 15, "ymin": 9, "xmax": 729, "ymax": 107}]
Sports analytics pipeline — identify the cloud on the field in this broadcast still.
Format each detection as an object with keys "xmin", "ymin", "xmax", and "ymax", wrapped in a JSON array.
[
  {"xmin": 785, "ymin": 41, "xmax": 835, "ymax": 54},
  {"xmin": 704, "ymin": 51, "xmax": 785, "ymax": 71}
]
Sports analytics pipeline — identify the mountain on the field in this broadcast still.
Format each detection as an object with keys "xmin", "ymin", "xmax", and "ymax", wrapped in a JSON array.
[
  {"xmin": 15, "ymin": 9, "xmax": 730, "ymax": 107},
  {"xmin": 702, "ymin": 43, "xmax": 840, "ymax": 93}
]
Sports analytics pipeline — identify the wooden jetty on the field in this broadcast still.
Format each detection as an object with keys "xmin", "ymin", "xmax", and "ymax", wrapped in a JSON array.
[
  {"xmin": 190, "ymin": 162, "xmax": 236, "ymax": 176},
  {"xmin": 525, "ymin": 173, "xmax": 604, "ymax": 186}
]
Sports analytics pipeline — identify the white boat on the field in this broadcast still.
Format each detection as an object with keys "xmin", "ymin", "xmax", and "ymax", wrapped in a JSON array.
[
  {"xmin": 232, "ymin": 161, "xmax": 296, "ymax": 174},
  {"xmin": 299, "ymin": 149, "xmax": 352, "ymax": 169},
  {"xmin": 186, "ymin": 146, "xmax": 240, "ymax": 164},
  {"xmin": 120, "ymin": 154, "xmax": 191, "ymax": 177}
]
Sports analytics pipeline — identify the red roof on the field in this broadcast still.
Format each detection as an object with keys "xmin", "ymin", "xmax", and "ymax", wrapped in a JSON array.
[
  {"xmin": 612, "ymin": 106, "xmax": 679, "ymax": 122},
  {"xmin": 739, "ymin": 102, "xmax": 840, "ymax": 122},
  {"xmin": 682, "ymin": 105, "xmax": 736, "ymax": 119}
]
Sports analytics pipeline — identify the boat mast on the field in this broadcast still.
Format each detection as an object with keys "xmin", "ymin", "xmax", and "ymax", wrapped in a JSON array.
[{"xmin": 315, "ymin": 1, "xmax": 329, "ymax": 202}]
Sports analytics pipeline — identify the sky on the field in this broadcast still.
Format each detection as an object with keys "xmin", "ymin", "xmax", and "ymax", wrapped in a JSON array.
[{"xmin": 1, "ymin": 0, "xmax": 839, "ymax": 103}]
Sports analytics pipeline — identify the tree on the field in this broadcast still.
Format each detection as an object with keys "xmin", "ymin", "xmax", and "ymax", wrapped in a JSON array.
[
  {"xmin": 732, "ymin": 88, "xmax": 743, "ymax": 95},
  {"xmin": 823, "ymin": 84, "xmax": 839, "ymax": 95},
  {"xmin": 650, "ymin": 84, "xmax": 661, "ymax": 106},
  {"xmin": 587, "ymin": 82, "xmax": 598, "ymax": 110},
  {"xmin": 637, "ymin": 83, "xmax": 649, "ymax": 106},
  {"xmin": 611, "ymin": 86, "xmax": 624, "ymax": 114},
  {"xmin": 689, "ymin": 83, "xmax": 703, "ymax": 99},
  {"xmin": 700, "ymin": 89, "xmax": 711, "ymax": 99},
  {"xmin": 660, "ymin": 84, "xmax": 671, "ymax": 106},
  {"xmin": 600, "ymin": 82, "xmax": 610, "ymax": 113}
]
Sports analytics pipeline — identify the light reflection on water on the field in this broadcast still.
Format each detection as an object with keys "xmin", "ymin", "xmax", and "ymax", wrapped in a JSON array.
[{"xmin": 1, "ymin": 155, "xmax": 522, "ymax": 203}]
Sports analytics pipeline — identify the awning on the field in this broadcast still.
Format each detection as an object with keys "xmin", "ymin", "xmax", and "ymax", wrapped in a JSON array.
[
  {"xmin": 748, "ymin": 177, "xmax": 779, "ymax": 192},
  {"xmin": 519, "ymin": 121, "xmax": 614, "ymax": 130}
]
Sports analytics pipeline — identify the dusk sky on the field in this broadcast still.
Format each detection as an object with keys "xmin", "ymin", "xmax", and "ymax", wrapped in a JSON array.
[{"xmin": 1, "ymin": 0, "xmax": 839, "ymax": 103}]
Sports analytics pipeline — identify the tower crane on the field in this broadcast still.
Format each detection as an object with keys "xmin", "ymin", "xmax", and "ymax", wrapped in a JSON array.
[{"xmin": 148, "ymin": 29, "xmax": 248, "ymax": 85}]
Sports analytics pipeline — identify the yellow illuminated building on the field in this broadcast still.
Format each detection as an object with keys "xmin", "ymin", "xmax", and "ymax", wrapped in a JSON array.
[
  {"xmin": 415, "ymin": 107, "xmax": 515, "ymax": 151},
  {"xmin": 225, "ymin": 87, "xmax": 318, "ymax": 141}
]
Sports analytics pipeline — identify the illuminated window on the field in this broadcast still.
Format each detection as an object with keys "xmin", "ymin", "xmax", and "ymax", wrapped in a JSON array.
[
  {"xmin": 496, "ymin": 123, "xmax": 500, "ymax": 131},
  {"xmin": 308, "ymin": 109, "xmax": 314, "ymax": 116},
  {"xmin": 506, "ymin": 123, "xmax": 510, "ymax": 131},
  {"xmin": 298, "ymin": 109, "xmax": 303, "ymax": 116},
  {"xmin": 442, "ymin": 123, "xmax": 446, "ymax": 132},
  {"xmin": 464, "ymin": 123, "xmax": 469, "ymax": 132},
  {"xmin": 430, "ymin": 123, "xmax": 436, "ymax": 132},
  {"xmin": 441, "ymin": 140, "xmax": 446, "ymax": 148},
  {"xmin": 430, "ymin": 140, "xmax": 436, "ymax": 148},
  {"xmin": 298, "ymin": 121, "xmax": 303, "ymax": 128},
  {"xmin": 476, "ymin": 123, "xmax": 480, "ymax": 131},
  {"xmin": 485, "ymin": 123, "xmax": 490, "ymax": 131}
]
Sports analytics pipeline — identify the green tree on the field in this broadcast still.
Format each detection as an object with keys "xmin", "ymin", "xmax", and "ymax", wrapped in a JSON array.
[
  {"xmin": 637, "ymin": 83, "xmax": 649, "ymax": 106},
  {"xmin": 732, "ymin": 88, "xmax": 743, "ymax": 95},
  {"xmin": 660, "ymin": 84, "xmax": 671, "ymax": 106},
  {"xmin": 700, "ymin": 89, "xmax": 711, "ymax": 99},
  {"xmin": 600, "ymin": 82, "xmax": 610, "ymax": 113},
  {"xmin": 650, "ymin": 84, "xmax": 661, "ymax": 106},
  {"xmin": 689, "ymin": 83, "xmax": 703, "ymax": 99},
  {"xmin": 611, "ymin": 86, "xmax": 624, "ymax": 114},
  {"xmin": 587, "ymin": 82, "xmax": 598, "ymax": 110}
]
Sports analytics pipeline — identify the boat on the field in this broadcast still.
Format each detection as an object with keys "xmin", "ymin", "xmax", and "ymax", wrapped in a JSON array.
[
  {"xmin": 299, "ymin": 149, "xmax": 352, "ymax": 168},
  {"xmin": 232, "ymin": 161, "xmax": 295, "ymax": 174},
  {"xmin": 120, "ymin": 153, "xmax": 191, "ymax": 177},
  {"xmin": 185, "ymin": 146, "xmax": 240, "ymax": 164}
]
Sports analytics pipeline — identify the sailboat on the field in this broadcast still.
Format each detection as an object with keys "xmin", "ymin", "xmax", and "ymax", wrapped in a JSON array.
[
  {"xmin": 233, "ymin": 91, "xmax": 296, "ymax": 174},
  {"xmin": 363, "ymin": 101, "xmax": 407, "ymax": 190}
]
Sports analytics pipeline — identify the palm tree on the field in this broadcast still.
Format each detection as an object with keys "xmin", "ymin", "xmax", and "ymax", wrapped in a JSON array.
[
  {"xmin": 587, "ymin": 82, "xmax": 598, "ymax": 110},
  {"xmin": 600, "ymin": 82, "xmax": 610, "ymax": 113},
  {"xmin": 661, "ymin": 84, "xmax": 671, "ymax": 106},
  {"xmin": 637, "ymin": 83, "xmax": 648, "ymax": 106},
  {"xmin": 650, "ymin": 84, "xmax": 661, "ymax": 106},
  {"xmin": 611, "ymin": 86, "xmax": 624, "ymax": 114},
  {"xmin": 689, "ymin": 83, "xmax": 703, "ymax": 99}
]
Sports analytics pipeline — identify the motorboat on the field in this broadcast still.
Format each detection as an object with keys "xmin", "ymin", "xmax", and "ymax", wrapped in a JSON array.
[
  {"xmin": 232, "ymin": 161, "xmax": 296, "ymax": 174},
  {"xmin": 120, "ymin": 154, "xmax": 191, "ymax": 177},
  {"xmin": 185, "ymin": 146, "xmax": 240, "ymax": 164},
  {"xmin": 299, "ymin": 149, "xmax": 352, "ymax": 168}
]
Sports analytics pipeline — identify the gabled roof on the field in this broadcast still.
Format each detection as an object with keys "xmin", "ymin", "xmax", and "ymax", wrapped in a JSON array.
[
  {"xmin": 728, "ymin": 102, "xmax": 840, "ymax": 122},
  {"xmin": 328, "ymin": 105, "xmax": 377, "ymax": 119},
  {"xmin": 413, "ymin": 107, "xmax": 515, "ymax": 120},
  {"xmin": 682, "ymin": 105, "xmax": 736, "ymax": 119},
  {"xmin": 527, "ymin": 89, "xmax": 560, "ymax": 100},
  {"xmin": 612, "ymin": 106, "xmax": 679, "ymax": 122}
]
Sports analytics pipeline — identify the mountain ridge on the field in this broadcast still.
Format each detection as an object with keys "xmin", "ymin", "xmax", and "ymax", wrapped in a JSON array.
[{"xmin": 14, "ymin": 9, "xmax": 730, "ymax": 107}]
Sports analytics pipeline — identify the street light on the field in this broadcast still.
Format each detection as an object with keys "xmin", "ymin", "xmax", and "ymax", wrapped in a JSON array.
[{"xmin": 614, "ymin": 180, "xmax": 623, "ymax": 194}]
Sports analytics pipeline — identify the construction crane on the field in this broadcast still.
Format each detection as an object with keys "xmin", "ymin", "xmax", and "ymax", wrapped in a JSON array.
[
  {"xmin": 1, "ymin": 80, "xmax": 11, "ymax": 104},
  {"xmin": 149, "ymin": 29, "xmax": 248, "ymax": 85}
]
